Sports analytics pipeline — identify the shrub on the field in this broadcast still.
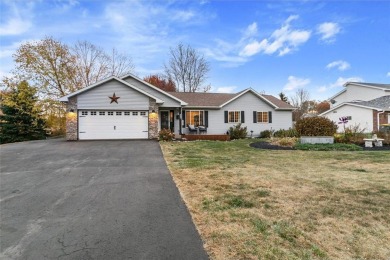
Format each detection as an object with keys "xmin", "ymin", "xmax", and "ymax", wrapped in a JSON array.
[
  {"xmin": 295, "ymin": 117, "xmax": 337, "ymax": 137},
  {"xmin": 334, "ymin": 123, "xmax": 367, "ymax": 144},
  {"xmin": 274, "ymin": 128, "xmax": 299, "ymax": 138},
  {"xmin": 272, "ymin": 137, "xmax": 298, "ymax": 147},
  {"xmin": 158, "ymin": 129, "xmax": 175, "ymax": 141},
  {"xmin": 229, "ymin": 123, "xmax": 248, "ymax": 140},
  {"xmin": 260, "ymin": 130, "xmax": 272, "ymax": 138}
]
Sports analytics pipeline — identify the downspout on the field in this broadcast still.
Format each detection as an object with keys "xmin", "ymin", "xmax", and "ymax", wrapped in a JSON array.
[
  {"xmin": 377, "ymin": 109, "xmax": 384, "ymax": 132},
  {"xmin": 179, "ymin": 106, "xmax": 182, "ymax": 135}
]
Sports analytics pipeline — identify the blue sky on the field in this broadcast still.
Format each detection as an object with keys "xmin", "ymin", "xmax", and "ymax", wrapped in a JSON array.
[{"xmin": 1, "ymin": 0, "xmax": 389, "ymax": 100}]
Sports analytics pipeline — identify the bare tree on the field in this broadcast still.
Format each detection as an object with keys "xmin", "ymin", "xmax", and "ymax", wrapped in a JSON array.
[
  {"xmin": 108, "ymin": 48, "xmax": 135, "ymax": 77},
  {"xmin": 164, "ymin": 43, "xmax": 210, "ymax": 92},
  {"xmin": 72, "ymin": 41, "xmax": 110, "ymax": 87},
  {"xmin": 290, "ymin": 88, "xmax": 310, "ymax": 121}
]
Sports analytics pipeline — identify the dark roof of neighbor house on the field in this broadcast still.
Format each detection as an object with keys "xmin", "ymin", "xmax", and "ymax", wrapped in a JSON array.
[
  {"xmin": 168, "ymin": 91, "xmax": 294, "ymax": 109},
  {"xmin": 346, "ymin": 82, "xmax": 390, "ymax": 90},
  {"xmin": 350, "ymin": 95, "xmax": 390, "ymax": 110}
]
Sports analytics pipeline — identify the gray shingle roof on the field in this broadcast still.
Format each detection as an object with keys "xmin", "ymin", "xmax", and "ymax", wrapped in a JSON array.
[
  {"xmin": 168, "ymin": 91, "xmax": 294, "ymax": 109},
  {"xmin": 349, "ymin": 95, "xmax": 390, "ymax": 110}
]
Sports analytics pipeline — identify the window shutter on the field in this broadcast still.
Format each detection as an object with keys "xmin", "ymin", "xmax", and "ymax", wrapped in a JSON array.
[
  {"xmin": 182, "ymin": 111, "xmax": 186, "ymax": 127},
  {"xmin": 224, "ymin": 111, "xmax": 228, "ymax": 123},
  {"xmin": 268, "ymin": 111, "xmax": 272, "ymax": 123},
  {"xmin": 205, "ymin": 111, "xmax": 209, "ymax": 127},
  {"xmin": 253, "ymin": 111, "xmax": 257, "ymax": 123},
  {"xmin": 241, "ymin": 111, "xmax": 245, "ymax": 123}
]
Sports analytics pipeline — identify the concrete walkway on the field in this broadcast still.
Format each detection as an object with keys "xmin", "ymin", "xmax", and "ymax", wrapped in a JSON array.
[{"xmin": 0, "ymin": 139, "xmax": 208, "ymax": 260}]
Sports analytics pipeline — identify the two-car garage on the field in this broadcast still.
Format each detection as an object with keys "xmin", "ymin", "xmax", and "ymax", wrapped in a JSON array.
[{"xmin": 78, "ymin": 110, "xmax": 149, "ymax": 140}]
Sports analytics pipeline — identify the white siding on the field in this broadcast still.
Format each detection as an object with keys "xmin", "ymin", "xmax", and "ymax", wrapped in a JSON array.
[
  {"xmin": 183, "ymin": 92, "xmax": 293, "ymax": 136},
  {"xmin": 332, "ymin": 85, "xmax": 386, "ymax": 107},
  {"xmin": 323, "ymin": 105, "xmax": 373, "ymax": 132},
  {"xmin": 77, "ymin": 80, "xmax": 149, "ymax": 110},
  {"xmin": 345, "ymin": 85, "xmax": 385, "ymax": 102},
  {"xmin": 123, "ymin": 77, "xmax": 181, "ymax": 108}
]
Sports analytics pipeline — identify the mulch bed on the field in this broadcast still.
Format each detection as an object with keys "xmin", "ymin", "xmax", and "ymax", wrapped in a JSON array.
[{"xmin": 250, "ymin": 142, "xmax": 390, "ymax": 151}]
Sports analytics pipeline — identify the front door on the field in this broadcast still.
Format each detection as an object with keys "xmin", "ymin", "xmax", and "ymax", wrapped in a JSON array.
[{"xmin": 160, "ymin": 110, "xmax": 174, "ymax": 132}]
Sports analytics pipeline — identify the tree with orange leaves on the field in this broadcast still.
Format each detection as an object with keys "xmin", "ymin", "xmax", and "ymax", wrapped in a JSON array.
[{"xmin": 143, "ymin": 74, "xmax": 176, "ymax": 92}]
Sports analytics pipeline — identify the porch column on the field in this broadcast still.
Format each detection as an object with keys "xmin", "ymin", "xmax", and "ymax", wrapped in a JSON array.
[{"xmin": 148, "ymin": 98, "xmax": 159, "ymax": 139}]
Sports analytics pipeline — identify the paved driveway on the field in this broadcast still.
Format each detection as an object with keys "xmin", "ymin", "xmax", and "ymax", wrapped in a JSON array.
[{"xmin": 0, "ymin": 139, "xmax": 208, "ymax": 260}]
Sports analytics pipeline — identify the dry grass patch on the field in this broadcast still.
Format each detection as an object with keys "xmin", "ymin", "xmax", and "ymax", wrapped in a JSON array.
[{"xmin": 161, "ymin": 139, "xmax": 390, "ymax": 260}]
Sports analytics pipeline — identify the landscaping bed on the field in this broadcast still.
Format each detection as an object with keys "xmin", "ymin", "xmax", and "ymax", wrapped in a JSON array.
[{"xmin": 250, "ymin": 141, "xmax": 390, "ymax": 151}]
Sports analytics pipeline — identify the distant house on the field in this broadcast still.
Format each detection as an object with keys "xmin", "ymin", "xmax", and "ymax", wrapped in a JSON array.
[
  {"xmin": 59, "ymin": 74, "xmax": 294, "ymax": 140},
  {"xmin": 320, "ymin": 82, "xmax": 390, "ymax": 132}
]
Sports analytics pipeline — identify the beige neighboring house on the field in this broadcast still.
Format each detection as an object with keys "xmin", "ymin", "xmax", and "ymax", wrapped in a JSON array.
[{"xmin": 320, "ymin": 82, "xmax": 390, "ymax": 132}]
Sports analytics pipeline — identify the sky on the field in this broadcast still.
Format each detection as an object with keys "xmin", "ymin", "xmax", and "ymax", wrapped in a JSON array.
[{"xmin": 1, "ymin": 0, "xmax": 389, "ymax": 100}]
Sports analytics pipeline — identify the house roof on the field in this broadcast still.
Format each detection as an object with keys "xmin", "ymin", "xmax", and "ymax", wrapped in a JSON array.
[
  {"xmin": 353, "ymin": 95, "xmax": 390, "ymax": 110},
  {"xmin": 344, "ymin": 82, "xmax": 390, "ymax": 90},
  {"xmin": 121, "ymin": 73, "xmax": 187, "ymax": 105},
  {"xmin": 320, "ymin": 95, "xmax": 390, "ymax": 116},
  {"xmin": 168, "ymin": 92, "xmax": 236, "ymax": 107},
  {"xmin": 168, "ymin": 89, "xmax": 295, "ymax": 110},
  {"xmin": 59, "ymin": 76, "xmax": 164, "ymax": 103}
]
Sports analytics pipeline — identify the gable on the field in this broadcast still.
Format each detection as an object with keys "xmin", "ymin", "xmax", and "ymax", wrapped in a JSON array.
[
  {"xmin": 77, "ymin": 79, "xmax": 150, "ymax": 110},
  {"xmin": 223, "ymin": 91, "xmax": 275, "ymax": 111},
  {"xmin": 122, "ymin": 75, "xmax": 185, "ymax": 107}
]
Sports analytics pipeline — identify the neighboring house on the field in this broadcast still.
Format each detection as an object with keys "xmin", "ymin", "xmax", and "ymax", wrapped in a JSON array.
[
  {"xmin": 321, "ymin": 82, "xmax": 390, "ymax": 132},
  {"xmin": 59, "ymin": 74, "xmax": 294, "ymax": 140}
]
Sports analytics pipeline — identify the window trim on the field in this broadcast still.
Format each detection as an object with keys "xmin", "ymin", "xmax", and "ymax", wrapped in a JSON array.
[
  {"xmin": 185, "ymin": 110, "xmax": 205, "ymax": 127},
  {"xmin": 228, "ymin": 110, "xmax": 241, "ymax": 123}
]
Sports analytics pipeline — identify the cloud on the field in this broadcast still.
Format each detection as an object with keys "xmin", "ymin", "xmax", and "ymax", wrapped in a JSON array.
[
  {"xmin": 317, "ymin": 22, "xmax": 341, "ymax": 43},
  {"xmin": 214, "ymin": 86, "xmax": 237, "ymax": 93},
  {"xmin": 326, "ymin": 60, "xmax": 350, "ymax": 71},
  {"xmin": 240, "ymin": 15, "xmax": 311, "ymax": 57},
  {"xmin": 317, "ymin": 76, "xmax": 364, "ymax": 92},
  {"xmin": 387, "ymin": 72, "xmax": 390, "ymax": 77},
  {"xmin": 0, "ymin": 1, "xmax": 33, "ymax": 36},
  {"xmin": 283, "ymin": 76, "xmax": 311, "ymax": 91}
]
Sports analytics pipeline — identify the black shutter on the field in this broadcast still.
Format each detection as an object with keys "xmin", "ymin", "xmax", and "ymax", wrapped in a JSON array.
[
  {"xmin": 268, "ymin": 111, "xmax": 272, "ymax": 123},
  {"xmin": 253, "ymin": 111, "xmax": 257, "ymax": 123},
  {"xmin": 241, "ymin": 111, "xmax": 245, "ymax": 123},
  {"xmin": 224, "ymin": 111, "xmax": 228, "ymax": 123},
  {"xmin": 205, "ymin": 111, "xmax": 209, "ymax": 127},
  {"xmin": 182, "ymin": 111, "xmax": 186, "ymax": 127}
]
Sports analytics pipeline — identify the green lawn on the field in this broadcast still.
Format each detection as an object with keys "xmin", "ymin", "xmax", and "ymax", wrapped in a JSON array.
[{"xmin": 161, "ymin": 139, "xmax": 390, "ymax": 260}]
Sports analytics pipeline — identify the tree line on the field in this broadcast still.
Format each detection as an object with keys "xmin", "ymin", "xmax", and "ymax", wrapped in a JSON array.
[{"xmin": 0, "ymin": 37, "xmax": 210, "ymax": 143}]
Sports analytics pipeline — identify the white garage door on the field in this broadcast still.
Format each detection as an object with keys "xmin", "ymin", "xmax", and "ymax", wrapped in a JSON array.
[{"xmin": 78, "ymin": 110, "xmax": 149, "ymax": 140}]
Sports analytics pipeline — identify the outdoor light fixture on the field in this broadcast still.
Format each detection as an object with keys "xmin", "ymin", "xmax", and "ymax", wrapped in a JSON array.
[
  {"xmin": 70, "ymin": 109, "xmax": 74, "ymax": 113},
  {"xmin": 152, "ymin": 109, "xmax": 156, "ymax": 113}
]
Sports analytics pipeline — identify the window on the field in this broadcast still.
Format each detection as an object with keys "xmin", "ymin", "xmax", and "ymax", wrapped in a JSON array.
[
  {"xmin": 116, "ymin": 112, "xmax": 122, "ymax": 116},
  {"xmin": 108, "ymin": 111, "xmax": 114, "ymax": 116},
  {"xmin": 257, "ymin": 112, "xmax": 268, "ymax": 123},
  {"xmin": 124, "ymin": 111, "xmax": 130, "ymax": 116},
  {"xmin": 228, "ymin": 111, "xmax": 240, "ymax": 123},
  {"xmin": 81, "ymin": 111, "xmax": 88, "ymax": 116},
  {"xmin": 132, "ymin": 112, "xmax": 138, "ymax": 116},
  {"xmin": 99, "ymin": 111, "xmax": 105, "ymax": 116},
  {"xmin": 140, "ymin": 111, "xmax": 146, "ymax": 116},
  {"xmin": 185, "ymin": 110, "xmax": 204, "ymax": 126},
  {"xmin": 90, "ymin": 111, "xmax": 97, "ymax": 116}
]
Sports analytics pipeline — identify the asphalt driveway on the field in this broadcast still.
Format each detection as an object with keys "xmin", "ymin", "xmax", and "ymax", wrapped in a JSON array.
[{"xmin": 0, "ymin": 139, "xmax": 208, "ymax": 260}]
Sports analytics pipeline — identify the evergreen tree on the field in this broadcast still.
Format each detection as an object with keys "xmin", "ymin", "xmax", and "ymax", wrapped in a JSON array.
[{"xmin": 0, "ymin": 81, "xmax": 46, "ymax": 144}]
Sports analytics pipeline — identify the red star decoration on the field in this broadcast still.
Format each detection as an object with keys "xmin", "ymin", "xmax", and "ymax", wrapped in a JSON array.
[{"xmin": 109, "ymin": 93, "xmax": 120, "ymax": 104}]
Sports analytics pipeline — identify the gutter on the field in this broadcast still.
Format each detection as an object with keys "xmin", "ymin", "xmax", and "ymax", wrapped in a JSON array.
[{"xmin": 377, "ymin": 110, "xmax": 385, "ymax": 132}]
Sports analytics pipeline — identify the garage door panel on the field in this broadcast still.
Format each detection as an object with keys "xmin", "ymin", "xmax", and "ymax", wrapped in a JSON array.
[{"xmin": 79, "ymin": 111, "xmax": 148, "ymax": 140}]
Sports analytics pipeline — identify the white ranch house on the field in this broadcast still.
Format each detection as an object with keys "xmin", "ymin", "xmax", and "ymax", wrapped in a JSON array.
[{"xmin": 60, "ymin": 74, "xmax": 295, "ymax": 140}]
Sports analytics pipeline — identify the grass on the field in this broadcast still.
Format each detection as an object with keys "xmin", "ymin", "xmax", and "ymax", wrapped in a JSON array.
[{"xmin": 160, "ymin": 139, "xmax": 390, "ymax": 260}]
